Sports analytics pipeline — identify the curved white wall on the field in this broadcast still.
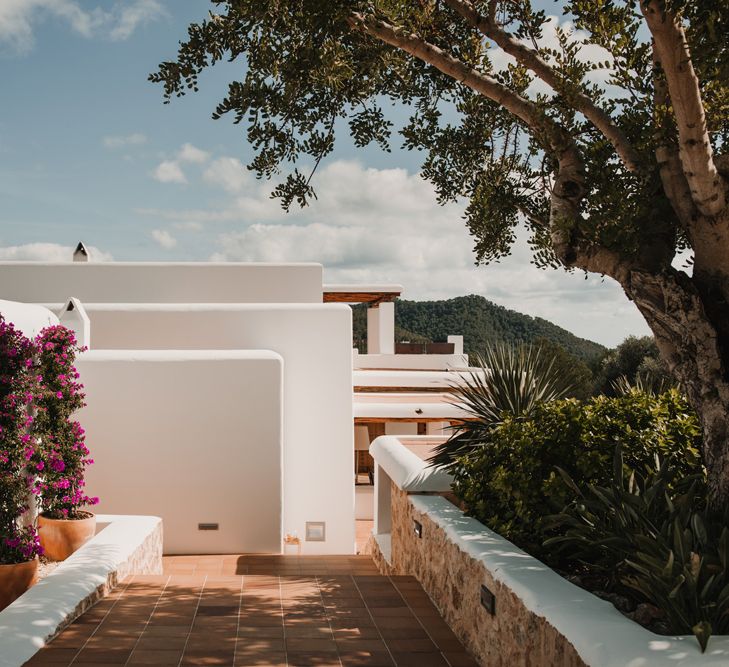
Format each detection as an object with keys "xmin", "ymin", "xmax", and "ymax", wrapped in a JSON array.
[
  {"xmin": 81, "ymin": 303, "xmax": 355, "ymax": 555},
  {"xmin": 0, "ymin": 263, "xmax": 323, "ymax": 304},
  {"xmin": 0, "ymin": 300, "xmax": 59, "ymax": 338},
  {"xmin": 77, "ymin": 350, "xmax": 284, "ymax": 554}
]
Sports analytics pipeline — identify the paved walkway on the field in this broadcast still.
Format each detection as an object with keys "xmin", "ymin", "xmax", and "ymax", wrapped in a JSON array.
[{"xmin": 24, "ymin": 555, "xmax": 477, "ymax": 667}]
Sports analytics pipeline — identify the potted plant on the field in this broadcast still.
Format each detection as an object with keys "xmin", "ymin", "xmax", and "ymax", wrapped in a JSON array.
[
  {"xmin": 33, "ymin": 326, "xmax": 98, "ymax": 561},
  {"xmin": 0, "ymin": 317, "xmax": 42, "ymax": 610}
]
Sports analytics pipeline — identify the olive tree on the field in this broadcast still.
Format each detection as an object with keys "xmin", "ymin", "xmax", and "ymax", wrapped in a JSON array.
[{"xmin": 150, "ymin": 1, "xmax": 729, "ymax": 503}]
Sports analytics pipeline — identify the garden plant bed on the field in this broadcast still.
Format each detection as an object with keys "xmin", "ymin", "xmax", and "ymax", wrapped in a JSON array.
[{"xmin": 369, "ymin": 436, "xmax": 729, "ymax": 667}]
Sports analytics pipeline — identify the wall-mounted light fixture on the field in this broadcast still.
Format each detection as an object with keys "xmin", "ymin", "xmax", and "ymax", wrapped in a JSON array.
[
  {"xmin": 413, "ymin": 519, "xmax": 423, "ymax": 539},
  {"xmin": 306, "ymin": 521, "xmax": 326, "ymax": 541},
  {"xmin": 198, "ymin": 523, "xmax": 219, "ymax": 531},
  {"xmin": 480, "ymin": 584, "xmax": 495, "ymax": 615}
]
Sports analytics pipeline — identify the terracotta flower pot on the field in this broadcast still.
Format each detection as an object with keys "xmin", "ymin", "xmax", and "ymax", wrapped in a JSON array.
[
  {"xmin": 0, "ymin": 558, "xmax": 38, "ymax": 611},
  {"xmin": 38, "ymin": 512, "xmax": 96, "ymax": 561}
]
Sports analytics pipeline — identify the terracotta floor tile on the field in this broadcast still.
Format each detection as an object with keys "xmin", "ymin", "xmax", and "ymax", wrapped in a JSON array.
[
  {"xmin": 377, "ymin": 627, "xmax": 429, "ymax": 641},
  {"xmin": 338, "ymin": 651, "xmax": 395, "ymax": 667},
  {"xmin": 285, "ymin": 637, "xmax": 338, "ymax": 652},
  {"xmin": 334, "ymin": 639, "xmax": 388, "ymax": 652},
  {"xmin": 72, "ymin": 647, "xmax": 131, "ymax": 663},
  {"xmin": 235, "ymin": 638, "xmax": 286, "ymax": 653},
  {"xmin": 126, "ymin": 649, "xmax": 184, "ymax": 665},
  {"xmin": 331, "ymin": 626, "xmax": 381, "ymax": 640},
  {"xmin": 286, "ymin": 652, "xmax": 342, "ymax": 667},
  {"xmin": 389, "ymin": 652, "xmax": 449, "ymax": 667},
  {"xmin": 284, "ymin": 626, "xmax": 334, "ymax": 639},
  {"xmin": 236, "ymin": 626, "xmax": 285, "ymax": 639},
  {"xmin": 141, "ymin": 625, "xmax": 191, "ymax": 638},
  {"xmin": 24, "ymin": 647, "xmax": 79, "ymax": 664},
  {"xmin": 135, "ymin": 636, "xmax": 189, "ymax": 651},
  {"xmin": 180, "ymin": 650, "xmax": 234, "ymax": 665},
  {"xmin": 233, "ymin": 651, "xmax": 287, "ymax": 666},
  {"xmin": 386, "ymin": 638, "xmax": 438, "ymax": 653}
]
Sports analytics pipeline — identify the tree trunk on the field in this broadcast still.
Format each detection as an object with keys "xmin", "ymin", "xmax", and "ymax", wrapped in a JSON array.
[{"xmin": 626, "ymin": 268, "xmax": 729, "ymax": 506}]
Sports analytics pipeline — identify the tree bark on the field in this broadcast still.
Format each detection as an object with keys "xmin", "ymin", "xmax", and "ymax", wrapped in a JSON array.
[{"xmin": 626, "ymin": 267, "xmax": 729, "ymax": 506}]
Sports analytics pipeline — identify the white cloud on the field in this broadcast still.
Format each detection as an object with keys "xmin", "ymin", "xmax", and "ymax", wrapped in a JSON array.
[
  {"xmin": 110, "ymin": 0, "xmax": 165, "ymax": 41},
  {"xmin": 103, "ymin": 133, "xmax": 147, "ymax": 149},
  {"xmin": 195, "ymin": 159, "xmax": 650, "ymax": 347},
  {"xmin": 153, "ymin": 160, "xmax": 187, "ymax": 184},
  {"xmin": 0, "ymin": 0, "xmax": 164, "ymax": 53},
  {"xmin": 178, "ymin": 143, "xmax": 210, "ymax": 164},
  {"xmin": 0, "ymin": 242, "xmax": 113, "ymax": 261},
  {"xmin": 150, "ymin": 229, "xmax": 177, "ymax": 249},
  {"xmin": 203, "ymin": 157, "xmax": 249, "ymax": 193},
  {"xmin": 172, "ymin": 221, "xmax": 204, "ymax": 232}
]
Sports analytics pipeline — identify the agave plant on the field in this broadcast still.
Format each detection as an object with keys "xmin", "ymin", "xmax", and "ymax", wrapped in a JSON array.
[
  {"xmin": 546, "ymin": 448, "xmax": 727, "ymax": 653},
  {"xmin": 429, "ymin": 343, "xmax": 576, "ymax": 471}
]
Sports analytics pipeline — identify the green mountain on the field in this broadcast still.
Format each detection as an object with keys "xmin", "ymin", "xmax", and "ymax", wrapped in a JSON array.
[{"xmin": 353, "ymin": 295, "xmax": 605, "ymax": 362}]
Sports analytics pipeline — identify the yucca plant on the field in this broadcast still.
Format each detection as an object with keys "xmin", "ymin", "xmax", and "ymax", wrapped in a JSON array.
[
  {"xmin": 546, "ymin": 448, "xmax": 727, "ymax": 652},
  {"xmin": 612, "ymin": 372, "xmax": 676, "ymax": 397},
  {"xmin": 429, "ymin": 343, "xmax": 576, "ymax": 471}
]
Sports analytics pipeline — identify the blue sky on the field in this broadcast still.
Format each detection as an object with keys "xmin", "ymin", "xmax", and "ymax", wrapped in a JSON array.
[{"xmin": 0, "ymin": 0, "xmax": 653, "ymax": 347}]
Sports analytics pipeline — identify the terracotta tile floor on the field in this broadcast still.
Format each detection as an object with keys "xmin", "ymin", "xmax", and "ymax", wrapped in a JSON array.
[{"xmin": 25, "ymin": 555, "xmax": 477, "ymax": 667}]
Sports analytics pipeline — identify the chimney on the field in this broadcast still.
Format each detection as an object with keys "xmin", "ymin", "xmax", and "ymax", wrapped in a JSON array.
[{"xmin": 73, "ymin": 242, "xmax": 89, "ymax": 262}]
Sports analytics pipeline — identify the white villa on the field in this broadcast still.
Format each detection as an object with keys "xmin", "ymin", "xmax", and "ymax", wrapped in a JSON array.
[{"xmin": 0, "ymin": 255, "xmax": 470, "ymax": 557}]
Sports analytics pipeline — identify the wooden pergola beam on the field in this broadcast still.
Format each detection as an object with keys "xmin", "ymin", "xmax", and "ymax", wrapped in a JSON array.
[{"xmin": 323, "ymin": 291, "xmax": 401, "ymax": 304}]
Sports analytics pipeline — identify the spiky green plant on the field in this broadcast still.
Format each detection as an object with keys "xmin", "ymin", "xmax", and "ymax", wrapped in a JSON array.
[
  {"xmin": 612, "ymin": 372, "xmax": 676, "ymax": 397},
  {"xmin": 429, "ymin": 343, "xmax": 576, "ymax": 471},
  {"xmin": 546, "ymin": 448, "xmax": 727, "ymax": 653}
]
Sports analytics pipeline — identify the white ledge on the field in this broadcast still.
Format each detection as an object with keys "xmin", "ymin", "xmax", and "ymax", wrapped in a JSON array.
[
  {"xmin": 370, "ymin": 436, "xmax": 453, "ymax": 493},
  {"xmin": 0, "ymin": 514, "xmax": 162, "ymax": 667},
  {"xmin": 410, "ymin": 495, "xmax": 729, "ymax": 666}
]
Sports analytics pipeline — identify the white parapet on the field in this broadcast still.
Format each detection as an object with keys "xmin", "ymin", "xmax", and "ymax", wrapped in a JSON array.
[
  {"xmin": 0, "ymin": 262, "xmax": 323, "ymax": 304},
  {"xmin": 0, "ymin": 514, "xmax": 162, "ymax": 667}
]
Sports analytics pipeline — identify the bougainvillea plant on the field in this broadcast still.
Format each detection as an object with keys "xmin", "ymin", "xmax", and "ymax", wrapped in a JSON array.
[
  {"xmin": 0, "ymin": 317, "xmax": 43, "ymax": 564},
  {"xmin": 32, "ymin": 326, "xmax": 98, "ymax": 520}
]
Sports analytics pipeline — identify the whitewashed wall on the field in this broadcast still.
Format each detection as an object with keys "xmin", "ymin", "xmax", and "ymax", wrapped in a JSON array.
[
  {"xmin": 0, "ymin": 263, "xmax": 323, "ymax": 304},
  {"xmin": 81, "ymin": 303, "xmax": 355, "ymax": 555},
  {"xmin": 0, "ymin": 300, "xmax": 59, "ymax": 338},
  {"xmin": 77, "ymin": 350, "xmax": 284, "ymax": 555}
]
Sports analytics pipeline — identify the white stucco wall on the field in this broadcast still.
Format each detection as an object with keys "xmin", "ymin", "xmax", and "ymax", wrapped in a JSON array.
[
  {"xmin": 80, "ymin": 303, "xmax": 355, "ymax": 554},
  {"xmin": 0, "ymin": 263, "xmax": 323, "ymax": 304},
  {"xmin": 77, "ymin": 350, "xmax": 284, "ymax": 555},
  {"xmin": 0, "ymin": 300, "xmax": 59, "ymax": 338}
]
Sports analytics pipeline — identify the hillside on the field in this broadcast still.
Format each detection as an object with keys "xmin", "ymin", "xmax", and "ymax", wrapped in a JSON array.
[{"xmin": 353, "ymin": 295, "xmax": 605, "ymax": 362}]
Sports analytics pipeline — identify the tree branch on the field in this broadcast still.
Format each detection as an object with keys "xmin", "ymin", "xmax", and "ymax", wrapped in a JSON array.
[
  {"xmin": 347, "ymin": 11, "xmax": 588, "ymax": 267},
  {"xmin": 443, "ymin": 0, "xmax": 642, "ymax": 173},
  {"xmin": 347, "ymin": 12, "xmax": 572, "ymax": 157},
  {"xmin": 652, "ymin": 54, "xmax": 698, "ymax": 231},
  {"xmin": 641, "ymin": 1, "xmax": 726, "ymax": 217}
]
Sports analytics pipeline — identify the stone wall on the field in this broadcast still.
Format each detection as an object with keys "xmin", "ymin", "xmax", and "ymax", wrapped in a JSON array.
[{"xmin": 376, "ymin": 485, "xmax": 587, "ymax": 667}]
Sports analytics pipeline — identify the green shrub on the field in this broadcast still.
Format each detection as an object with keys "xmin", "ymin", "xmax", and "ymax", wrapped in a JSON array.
[
  {"xmin": 547, "ymin": 449, "xmax": 726, "ymax": 652},
  {"xmin": 451, "ymin": 389, "xmax": 702, "ymax": 558}
]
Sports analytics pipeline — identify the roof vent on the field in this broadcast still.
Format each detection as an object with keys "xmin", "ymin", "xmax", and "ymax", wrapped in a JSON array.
[{"xmin": 73, "ymin": 242, "xmax": 89, "ymax": 262}]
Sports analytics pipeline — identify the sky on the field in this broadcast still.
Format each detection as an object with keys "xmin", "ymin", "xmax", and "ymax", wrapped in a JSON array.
[{"xmin": 0, "ymin": 0, "xmax": 654, "ymax": 347}]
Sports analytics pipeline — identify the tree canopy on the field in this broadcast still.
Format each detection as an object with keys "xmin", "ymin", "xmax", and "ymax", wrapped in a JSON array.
[{"xmin": 151, "ymin": 1, "xmax": 729, "ymax": 502}]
